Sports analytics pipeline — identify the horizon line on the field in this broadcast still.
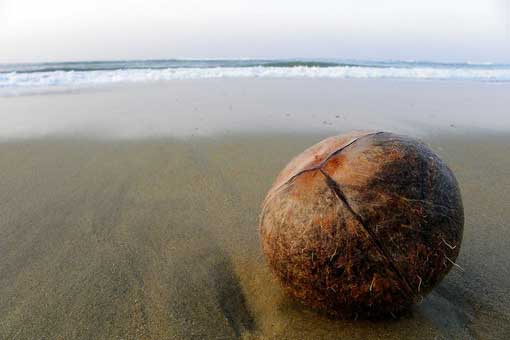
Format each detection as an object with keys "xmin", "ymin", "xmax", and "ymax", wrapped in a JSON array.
[{"xmin": 1, "ymin": 57, "xmax": 507, "ymax": 66}]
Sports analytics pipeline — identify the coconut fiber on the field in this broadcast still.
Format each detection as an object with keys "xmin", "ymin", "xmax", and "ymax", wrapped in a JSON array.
[{"xmin": 259, "ymin": 131, "xmax": 464, "ymax": 318}]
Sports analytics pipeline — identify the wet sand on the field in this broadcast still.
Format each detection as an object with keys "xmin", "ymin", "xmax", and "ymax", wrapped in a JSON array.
[{"xmin": 1, "ymin": 79, "xmax": 510, "ymax": 339}]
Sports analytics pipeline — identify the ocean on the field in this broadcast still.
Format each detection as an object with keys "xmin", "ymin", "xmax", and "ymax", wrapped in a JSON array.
[{"xmin": 1, "ymin": 59, "xmax": 510, "ymax": 95}]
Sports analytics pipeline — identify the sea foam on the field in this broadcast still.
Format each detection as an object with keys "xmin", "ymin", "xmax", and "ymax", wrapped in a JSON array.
[{"xmin": 2, "ymin": 61, "xmax": 510, "ymax": 95}]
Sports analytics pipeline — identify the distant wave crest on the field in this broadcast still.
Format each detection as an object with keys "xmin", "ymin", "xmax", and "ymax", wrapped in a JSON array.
[{"xmin": 1, "ymin": 60, "xmax": 510, "ymax": 94}]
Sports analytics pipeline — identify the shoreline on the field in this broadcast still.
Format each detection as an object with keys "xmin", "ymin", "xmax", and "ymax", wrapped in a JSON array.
[{"xmin": 1, "ymin": 78, "xmax": 510, "ymax": 141}]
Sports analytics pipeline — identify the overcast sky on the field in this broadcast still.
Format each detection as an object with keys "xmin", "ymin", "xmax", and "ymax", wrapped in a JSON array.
[{"xmin": 1, "ymin": 0, "xmax": 509, "ymax": 63}]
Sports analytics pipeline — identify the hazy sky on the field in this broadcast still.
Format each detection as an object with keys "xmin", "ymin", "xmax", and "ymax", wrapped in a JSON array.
[{"xmin": 1, "ymin": 0, "xmax": 509, "ymax": 63}]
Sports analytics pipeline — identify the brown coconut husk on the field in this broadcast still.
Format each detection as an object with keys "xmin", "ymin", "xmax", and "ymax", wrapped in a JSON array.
[{"xmin": 259, "ymin": 131, "xmax": 464, "ymax": 319}]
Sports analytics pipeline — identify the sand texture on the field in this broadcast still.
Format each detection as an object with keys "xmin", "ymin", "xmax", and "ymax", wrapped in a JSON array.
[
  {"xmin": 1, "ymin": 79, "xmax": 509, "ymax": 339},
  {"xmin": 0, "ymin": 134, "xmax": 509, "ymax": 339}
]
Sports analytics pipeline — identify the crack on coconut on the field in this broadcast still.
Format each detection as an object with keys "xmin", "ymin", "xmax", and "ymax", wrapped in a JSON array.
[
  {"xmin": 260, "ymin": 132, "xmax": 384, "ymax": 224},
  {"xmin": 319, "ymin": 168, "xmax": 417, "ymax": 301}
]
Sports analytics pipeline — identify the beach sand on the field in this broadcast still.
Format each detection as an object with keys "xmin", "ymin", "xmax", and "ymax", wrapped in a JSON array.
[{"xmin": 1, "ymin": 79, "xmax": 509, "ymax": 339}]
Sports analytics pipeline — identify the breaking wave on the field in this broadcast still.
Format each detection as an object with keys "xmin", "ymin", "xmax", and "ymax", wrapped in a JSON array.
[{"xmin": 1, "ymin": 59, "xmax": 510, "ymax": 94}]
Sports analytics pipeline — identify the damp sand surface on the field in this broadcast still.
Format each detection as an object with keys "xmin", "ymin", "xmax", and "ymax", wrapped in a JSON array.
[
  {"xmin": 1, "ymin": 79, "xmax": 510, "ymax": 339},
  {"xmin": 0, "ymin": 135, "xmax": 509, "ymax": 339}
]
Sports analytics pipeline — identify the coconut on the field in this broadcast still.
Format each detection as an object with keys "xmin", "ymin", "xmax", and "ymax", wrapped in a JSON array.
[{"xmin": 259, "ymin": 131, "xmax": 464, "ymax": 318}]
